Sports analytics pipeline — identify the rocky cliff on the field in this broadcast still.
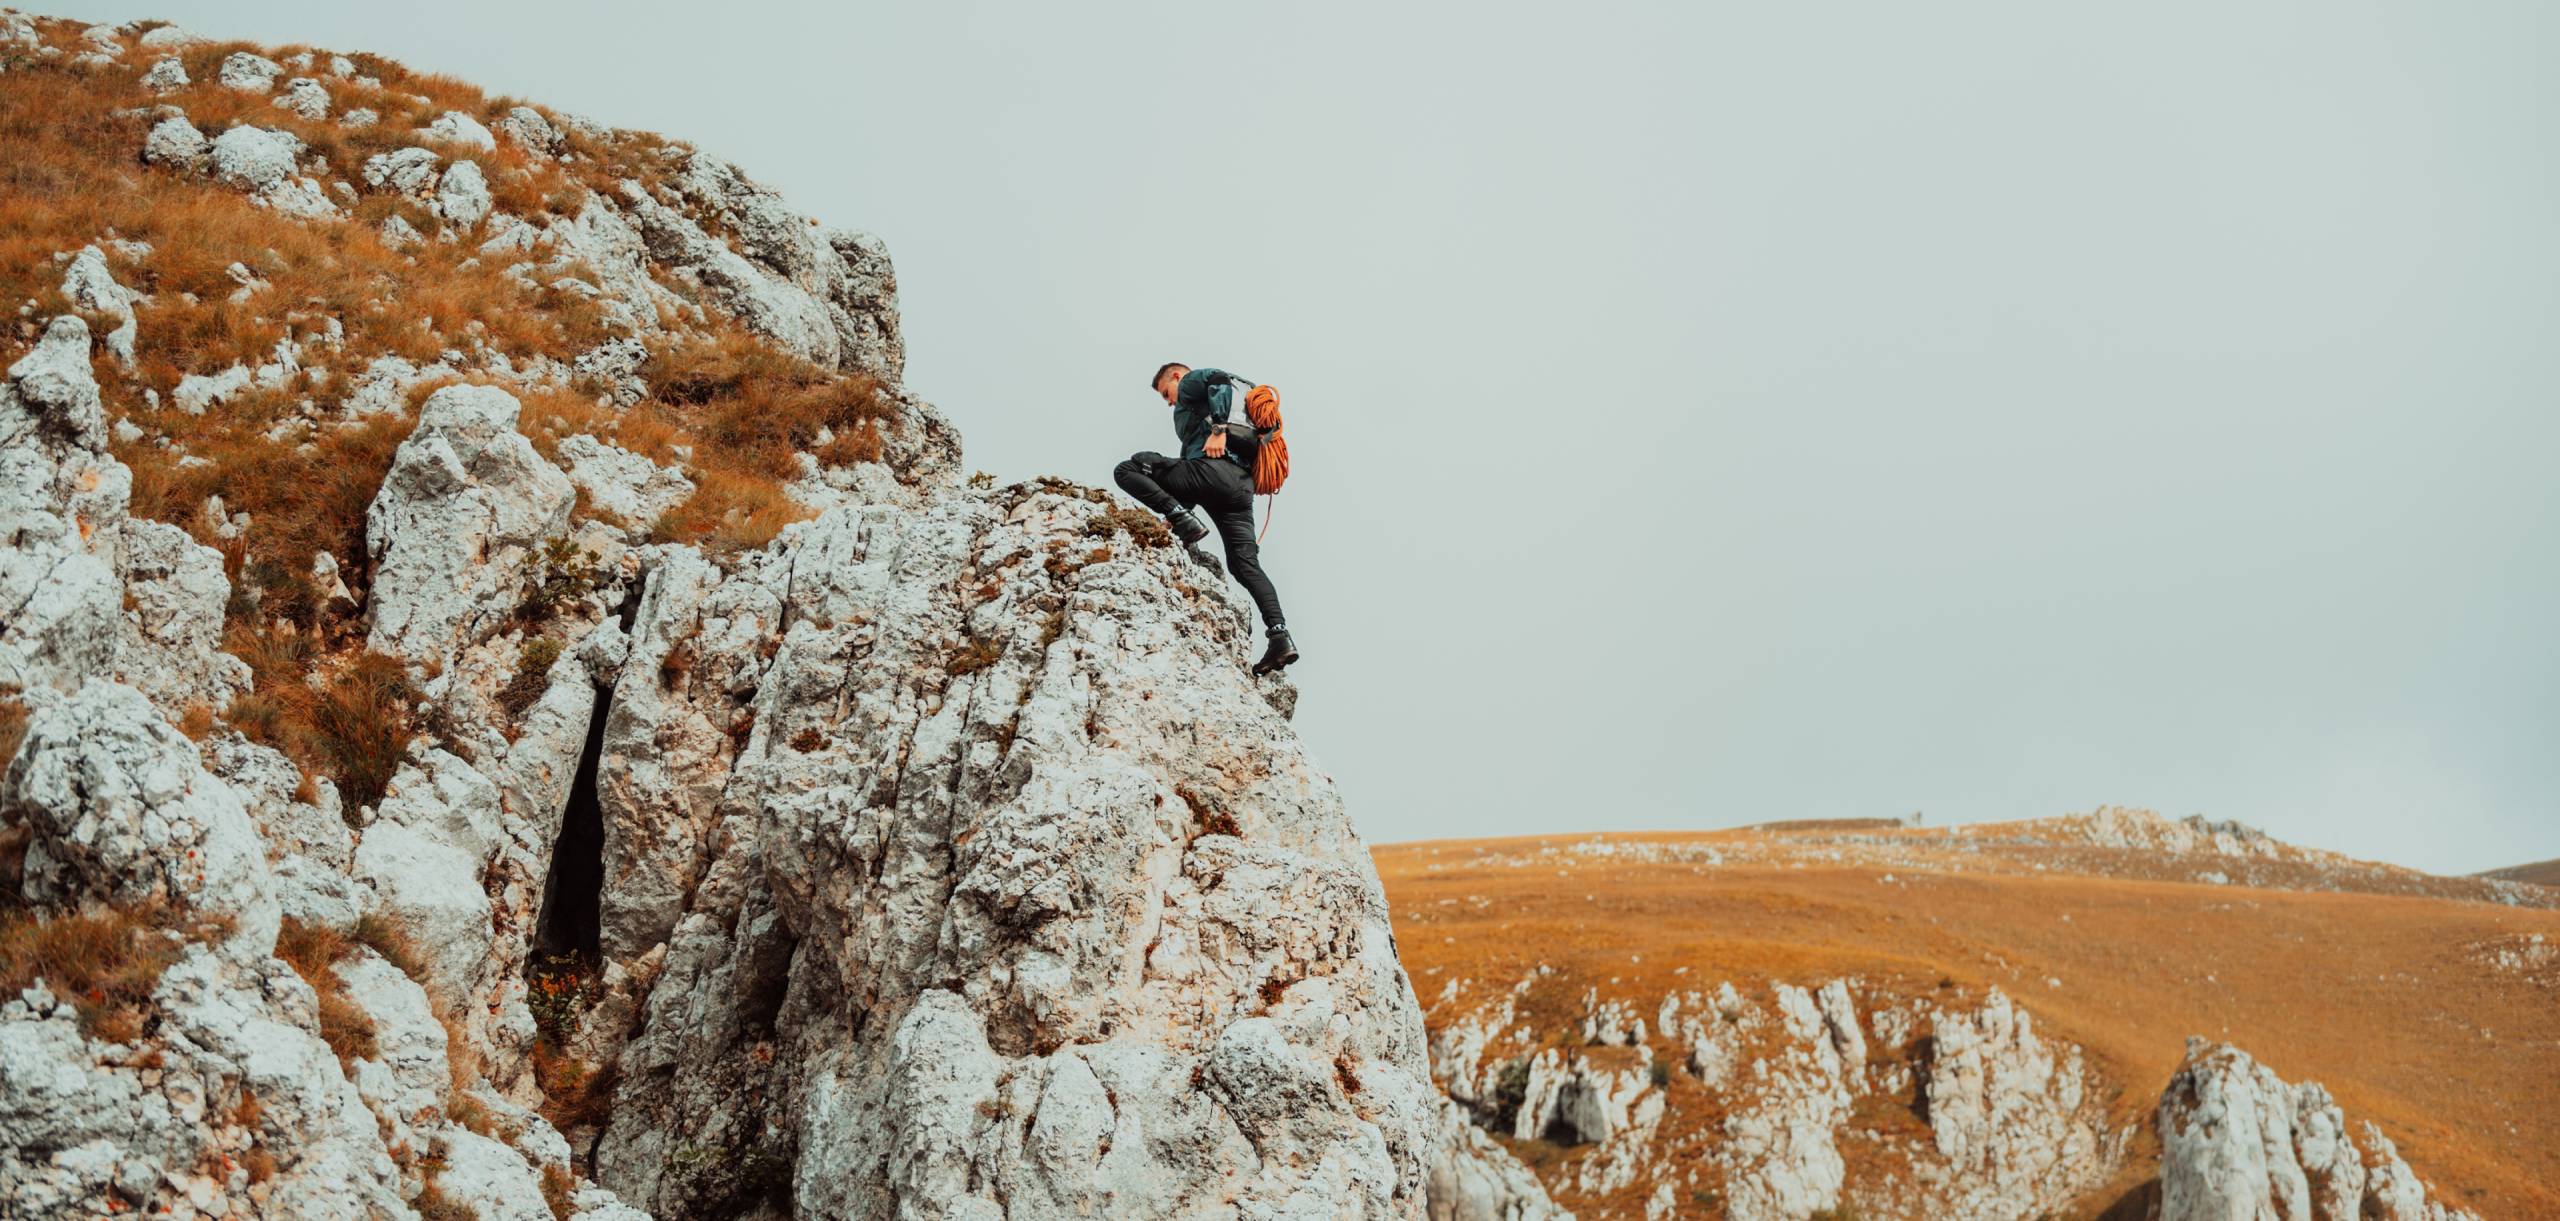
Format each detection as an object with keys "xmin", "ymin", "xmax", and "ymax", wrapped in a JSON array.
[
  {"xmin": 2158, "ymin": 1041, "xmax": 2479, "ymax": 1221},
  {"xmin": 0, "ymin": 13, "xmax": 1555, "ymax": 1219}
]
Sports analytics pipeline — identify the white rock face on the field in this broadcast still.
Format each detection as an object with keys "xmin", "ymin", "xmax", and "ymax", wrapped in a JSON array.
[
  {"xmin": 1434, "ymin": 974, "xmax": 2126, "ymax": 1219},
  {"xmin": 495, "ymin": 105, "xmax": 560, "ymax": 150},
  {"xmin": 273, "ymin": 75, "xmax": 331, "ymax": 119},
  {"xmin": 364, "ymin": 383, "xmax": 575, "ymax": 669},
  {"xmin": 422, "ymin": 108, "xmax": 498, "ymax": 150},
  {"xmin": 207, "ymin": 124, "xmax": 338, "ymax": 218},
  {"xmin": 436, "ymin": 158, "xmax": 492, "ymax": 227},
  {"xmin": 573, "ymin": 486, "xmax": 1503, "ymax": 1219},
  {"xmin": 140, "ymin": 54, "xmax": 188, "ymax": 93},
  {"xmin": 1426, "ymin": 1098, "xmax": 1575, "ymax": 1221},
  {"xmin": 618, "ymin": 152, "xmax": 907, "ymax": 380},
  {"xmin": 558, "ymin": 433, "xmax": 693, "ymax": 523},
  {"xmin": 5, "ymin": 679, "xmax": 280, "ymax": 960},
  {"xmin": 141, "ymin": 112, "xmax": 209, "ymax": 170},
  {"xmin": 217, "ymin": 50, "xmax": 283, "ymax": 93},
  {"xmin": 0, "ymin": 315, "xmax": 248, "ymax": 709},
  {"xmin": 1921, "ymin": 990, "xmax": 2118, "ymax": 1217},
  {"xmin": 58, "ymin": 244, "xmax": 137, "ymax": 365},
  {"xmin": 2158, "ymin": 1040, "xmax": 2479, "ymax": 1221}
]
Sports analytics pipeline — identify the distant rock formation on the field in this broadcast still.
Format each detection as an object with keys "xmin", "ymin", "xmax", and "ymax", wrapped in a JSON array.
[
  {"xmin": 1427, "ymin": 973, "xmax": 2126, "ymax": 1219},
  {"xmin": 2158, "ymin": 1040, "xmax": 2478, "ymax": 1221}
]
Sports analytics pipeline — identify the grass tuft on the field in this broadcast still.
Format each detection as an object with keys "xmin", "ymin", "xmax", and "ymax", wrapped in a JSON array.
[
  {"xmin": 0, "ymin": 901, "xmax": 226, "ymax": 1041},
  {"xmin": 274, "ymin": 916, "xmax": 378, "ymax": 1068}
]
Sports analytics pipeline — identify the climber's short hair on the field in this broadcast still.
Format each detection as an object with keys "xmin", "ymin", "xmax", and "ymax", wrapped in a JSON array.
[{"xmin": 1152, "ymin": 363, "xmax": 1188, "ymax": 393}]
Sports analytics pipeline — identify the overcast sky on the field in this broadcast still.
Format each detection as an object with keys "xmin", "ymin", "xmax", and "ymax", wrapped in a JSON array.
[{"xmin": 69, "ymin": 2, "xmax": 2558, "ymax": 874}]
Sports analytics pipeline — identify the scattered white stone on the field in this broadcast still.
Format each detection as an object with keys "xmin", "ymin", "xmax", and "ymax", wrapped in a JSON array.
[
  {"xmin": 361, "ymin": 146, "xmax": 440, "ymax": 196},
  {"xmin": 492, "ymin": 105, "xmax": 558, "ymax": 150},
  {"xmin": 142, "ymin": 113, "xmax": 210, "ymax": 170},
  {"xmin": 140, "ymin": 55, "xmax": 187, "ymax": 93},
  {"xmin": 207, "ymin": 125, "xmax": 338, "ymax": 218},
  {"xmin": 435, "ymin": 159, "xmax": 491, "ymax": 228},
  {"xmin": 57, "ymin": 246, "xmax": 137, "ymax": 366},
  {"xmin": 216, "ymin": 51, "xmax": 282, "ymax": 93},
  {"xmin": 379, "ymin": 212, "xmax": 424, "ymax": 249},
  {"xmin": 172, "ymin": 364, "xmax": 253, "ymax": 415},
  {"xmin": 273, "ymin": 76, "xmax": 330, "ymax": 120},
  {"xmin": 420, "ymin": 109, "xmax": 496, "ymax": 151},
  {"xmin": 136, "ymin": 23, "xmax": 208, "ymax": 50},
  {"xmin": 339, "ymin": 106, "xmax": 378, "ymax": 129}
]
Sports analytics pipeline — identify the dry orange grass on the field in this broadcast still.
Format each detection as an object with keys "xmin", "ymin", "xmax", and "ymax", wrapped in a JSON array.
[
  {"xmin": 2481, "ymin": 858, "xmax": 2560, "ymax": 888},
  {"xmin": 0, "ymin": 16, "xmax": 911, "ymax": 810},
  {"xmin": 0, "ymin": 901, "xmax": 227, "ymax": 1041},
  {"xmin": 273, "ymin": 915, "xmax": 379, "ymax": 1066},
  {"xmin": 1376, "ymin": 830, "xmax": 2560, "ymax": 1220}
]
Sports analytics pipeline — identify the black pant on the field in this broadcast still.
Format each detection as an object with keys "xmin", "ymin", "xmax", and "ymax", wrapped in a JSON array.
[{"xmin": 1113, "ymin": 452, "xmax": 1286, "ymax": 633}]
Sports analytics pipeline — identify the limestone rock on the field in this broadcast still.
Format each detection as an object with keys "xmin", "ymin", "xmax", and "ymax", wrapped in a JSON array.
[
  {"xmin": 273, "ymin": 76, "xmax": 330, "ymax": 120},
  {"xmin": 58, "ymin": 245, "xmax": 138, "ymax": 366},
  {"xmin": 216, "ymin": 50, "xmax": 282, "ymax": 93},
  {"xmin": 558, "ymin": 434, "xmax": 692, "ymax": 524},
  {"xmin": 142, "ymin": 112, "xmax": 209, "ymax": 169},
  {"xmin": 422, "ymin": 108, "xmax": 497, "ymax": 151},
  {"xmin": 1427, "ymin": 1097, "xmax": 1576, "ymax": 1220},
  {"xmin": 363, "ymin": 145, "xmax": 441, "ymax": 196},
  {"xmin": 1920, "ymin": 989, "xmax": 2119, "ymax": 1217},
  {"xmin": 136, "ymin": 24, "xmax": 207, "ymax": 50},
  {"xmin": 1, "ymin": 317, "xmax": 231, "ymax": 707},
  {"xmin": 2, "ymin": 680, "xmax": 280, "ymax": 960},
  {"xmin": 140, "ymin": 54, "xmax": 187, "ymax": 92},
  {"xmin": 583, "ymin": 489, "xmax": 1458, "ymax": 1218},
  {"xmin": 2158, "ymin": 1040, "xmax": 2479, "ymax": 1221},
  {"xmin": 494, "ymin": 105, "xmax": 559, "ymax": 151},
  {"xmin": 208, "ymin": 125, "xmax": 337, "ymax": 218},
  {"xmin": 436, "ymin": 158, "xmax": 491, "ymax": 227},
  {"xmin": 364, "ymin": 383, "xmax": 574, "ymax": 669}
]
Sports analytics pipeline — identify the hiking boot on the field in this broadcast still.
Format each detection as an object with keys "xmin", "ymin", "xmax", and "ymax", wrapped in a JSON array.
[
  {"xmin": 1165, "ymin": 509, "xmax": 1211, "ymax": 546},
  {"xmin": 1252, "ymin": 630, "xmax": 1298, "ymax": 676}
]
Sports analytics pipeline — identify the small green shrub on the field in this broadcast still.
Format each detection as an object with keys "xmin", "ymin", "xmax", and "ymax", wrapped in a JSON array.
[
  {"xmin": 1492, "ymin": 1058, "xmax": 1532, "ymax": 1121},
  {"xmin": 518, "ymin": 537, "xmax": 600, "ymax": 626},
  {"xmin": 498, "ymin": 638, "xmax": 564, "ymax": 718}
]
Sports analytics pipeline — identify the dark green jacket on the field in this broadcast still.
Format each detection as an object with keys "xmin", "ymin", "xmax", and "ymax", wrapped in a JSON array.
[{"xmin": 1172, "ymin": 367, "xmax": 1253, "ymax": 463}]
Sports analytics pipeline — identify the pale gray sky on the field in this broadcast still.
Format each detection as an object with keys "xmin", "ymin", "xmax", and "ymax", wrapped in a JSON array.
[{"xmin": 70, "ymin": 2, "xmax": 2558, "ymax": 873}]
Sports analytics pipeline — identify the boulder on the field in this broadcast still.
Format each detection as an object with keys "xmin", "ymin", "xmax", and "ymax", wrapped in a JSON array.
[
  {"xmin": 141, "ymin": 113, "xmax": 209, "ymax": 169},
  {"xmin": 2, "ymin": 680, "xmax": 279, "ymax": 961},
  {"xmin": 363, "ymin": 383, "xmax": 574, "ymax": 669},
  {"xmin": 273, "ymin": 76, "xmax": 330, "ymax": 120},
  {"xmin": 436, "ymin": 158, "xmax": 491, "ymax": 228},
  {"xmin": 216, "ymin": 50, "xmax": 282, "ymax": 93},
  {"xmin": 421, "ymin": 109, "xmax": 497, "ymax": 151}
]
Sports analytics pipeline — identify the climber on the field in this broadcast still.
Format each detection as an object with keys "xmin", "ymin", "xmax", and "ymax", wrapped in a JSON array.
[{"xmin": 1113, "ymin": 362, "xmax": 1298, "ymax": 676}]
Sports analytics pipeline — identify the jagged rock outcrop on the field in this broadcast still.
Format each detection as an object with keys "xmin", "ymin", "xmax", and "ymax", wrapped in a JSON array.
[
  {"xmin": 2157, "ymin": 1041, "xmax": 2478, "ymax": 1221},
  {"xmin": 578, "ymin": 485, "xmax": 1479, "ymax": 1218},
  {"xmin": 1428, "ymin": 973, "xmax": 2126, "ymax": 1219},
  {"xmin": 0, "ymin": 315, "xmax": 249, "ymax": 710},
  {"xmin": 365, "ymin": 383, "xmax": 575, "ymax": 670},
  {"xmin": 0, "ymin": 14, "xmax": 1554, "ymax": 1219}
]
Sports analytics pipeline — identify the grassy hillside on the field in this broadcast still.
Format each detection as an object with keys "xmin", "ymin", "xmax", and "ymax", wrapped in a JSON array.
[{"xmin": 1377, "ymin": 811, "xmax": 2559, "ymax": 1219}]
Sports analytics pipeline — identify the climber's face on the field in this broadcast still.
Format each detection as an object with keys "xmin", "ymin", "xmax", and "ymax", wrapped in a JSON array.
[{"xmin": 1155, "ymin": 367, "xmax": 1186, "ymax": 406}]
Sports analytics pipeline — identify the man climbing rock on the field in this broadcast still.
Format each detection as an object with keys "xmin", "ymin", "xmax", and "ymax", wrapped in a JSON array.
[{"xmin": 1114, "ymin": 362, "xmax": 1299, "ymax": 675}]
